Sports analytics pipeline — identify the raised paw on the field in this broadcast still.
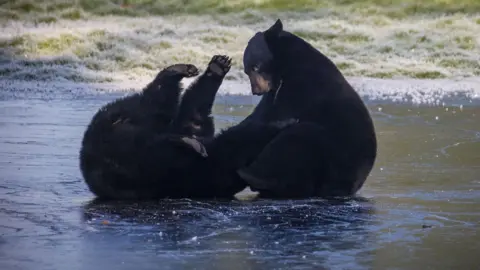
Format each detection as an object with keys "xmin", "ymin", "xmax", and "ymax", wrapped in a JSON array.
[
  {"xmin": 207, "ymin": 55, "xmax": 232, "ymax": 77},
  {"xmin": 165, "ymin": 64, "xmax": 199, "ymax": 78}
]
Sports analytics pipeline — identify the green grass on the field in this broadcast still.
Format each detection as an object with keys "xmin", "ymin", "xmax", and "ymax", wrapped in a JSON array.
[
  {"xmin": 378, "ymin": 46, "xmax": 393, "ymax": 53},
  {"xmin": 454, "ymin": 36, "xmax": 476, "ymax": 50},
  {"xmin": 7, "ymin": 0, "xmax": 43, "ymax": 13},
  {"xmin": 36, "ymin": 34, "xmax": 81, "ymax": 54},
  {"xmin": 0, "ymin": 36, "xmax": 27, "ymax": 48},
  {"xmin": 0, "ymin": 8, "xmax": 20, "ymax": 20},
  {"xmin": 87, "ymin": 30, "xmax": 107, "ymax": 38},
  {"xmin": 240, "ymin": 12, "xmax": 265, "ymax": 24},
  {"xmin": 2, "ymin": 0, "xmax": 480, "ymax": 21},
  {"xmin": 60, "ymin": 8, "xmax": 85, "ymax": 20},
  {"xmin": 200, "ymin": 36, "xmax": 230, "ymax": 44},
  {"xmin": 417, "ymin": 35, "xmax": 431, "ymax": 43},
  {"xmin": 329, "ymin": 45, "xmax": 352, "ymax": 54},
  {"xmin": 85, "ymin": 61, "xmax": 102, "ymax": 71},
  {"xmin": 336, "ymin": 62, "xmax": 356, "ymax": 70},
  {"xmin": 362, "ymin": 69, "xmax": 447, "ymax": 79},
  {"xmin": 408, "ymin": 70, "xmax": 445, "ymax": 79},
  {"xmin": 149, "ymin": 41, "xmax": 173, "ymax": 51},
  {"xmin": 293, "ymin": 31, "xmax": 371, "ymax": 43},
  {"xmin": 438, "ymin": 59, "xmax": 480, "ymax": 69},
  {"xmin": 36, "ymin": 16, "xmax": 57, "ymax": 24},
  {"xmin": 366, "ymin": 71, "xmax": 395, "ymax": 79},
  {"xmin": 436, "ymin": 19, "xmax": 454, "ymax": 28},
  {"xmin": 1, "ymin": 34, "xmax": 81, "ymax": 55},
  {"xmin": 1, "ymin": 0, "xmax": 478, "ymax": 81},
  {"xmin": 371, "ymin": 16, "xmax": 391, "ymax": 26},
  {"xmin": 394, "ymin": 31, "xmax": 410, "ymax": 40},
  {"xmin": 21, "ymin": 57, "xmax": 74, "ymax": 66}
]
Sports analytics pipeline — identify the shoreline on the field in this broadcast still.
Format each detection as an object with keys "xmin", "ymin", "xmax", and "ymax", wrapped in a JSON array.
[{"xmin": 1, "ymin": 76, "xmax": 479, "ymax": 106}]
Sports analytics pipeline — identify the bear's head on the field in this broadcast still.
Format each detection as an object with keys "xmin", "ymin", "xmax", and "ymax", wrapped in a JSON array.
[
  {"xmin": 242, "ymin": 19, "xmax": 284, "ymax": 96},
  {"xmin": 244, "ymin": 19, "xmax": 345, "ymax": 97}
]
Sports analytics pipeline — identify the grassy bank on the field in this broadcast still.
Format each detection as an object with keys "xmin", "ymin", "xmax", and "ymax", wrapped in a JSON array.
[
  {"xmin": 1, "ymin": 0, "xmax": 480, "ymax": 22},
  {"xmin": 1, "ymin": 0, "xmax": 479, "ymax": 82}
]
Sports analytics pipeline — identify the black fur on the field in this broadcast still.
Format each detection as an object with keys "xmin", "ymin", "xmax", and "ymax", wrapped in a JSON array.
[
  {"xmin": 234, "ymin": 19, "xmax": 378, "ymax": 198},
  {"xmin": 191, "ymin": 117, "xmax": 300, "ymax": 198},
  {"xmin": 79, "ymin": 55, "xmax": 233, "ymax": 200}
]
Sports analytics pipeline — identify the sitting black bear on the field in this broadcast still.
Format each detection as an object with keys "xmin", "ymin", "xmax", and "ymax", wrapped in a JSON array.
[{"xmin": 231, "ymin": 19, "xmax": 377, "ymax": 198}]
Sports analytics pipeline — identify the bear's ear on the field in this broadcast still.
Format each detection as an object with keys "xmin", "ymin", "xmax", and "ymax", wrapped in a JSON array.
[
  {"xmin": 263, "ymin": 19, "xmax": 283, "ymax": 50},
  {"xmin": 265, "ymin": 19, "xmax": 283, "ymax": 37}
]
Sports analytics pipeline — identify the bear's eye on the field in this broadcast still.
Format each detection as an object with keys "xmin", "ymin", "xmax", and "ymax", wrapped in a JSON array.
[{"xmin": 252, "ymin": 64, "xmax": 260, "ymax": 72}]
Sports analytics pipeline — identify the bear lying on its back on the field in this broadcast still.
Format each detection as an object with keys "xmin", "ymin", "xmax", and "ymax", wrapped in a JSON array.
[
  {"xmin": 79, "ymin": 55, "xmax": 234, "ymax": 200},
  {"xmin": 233, "ymin": 19, "xmax": 378, "ymax": 198}
]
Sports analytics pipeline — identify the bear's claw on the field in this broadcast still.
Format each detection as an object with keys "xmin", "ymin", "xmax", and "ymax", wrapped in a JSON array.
[
  {"xmin": 207, "ymin": 55, "xmax": 232, "ymax": 76},
  {"xmin": 165, "ymin": 64, "xmax": 200, "ymax": 78}
]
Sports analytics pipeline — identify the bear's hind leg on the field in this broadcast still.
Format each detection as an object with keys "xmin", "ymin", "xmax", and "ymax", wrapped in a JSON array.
[
  {"xmin": 237, "ymin": 122, "xmax": 340, "ymax": 199},
  {"xmin": 142, "ymin": 63, "xmax": 200, "ymax": 123},
  {"xmin": 146, "ymin": 63, "xmax": 199, "ymax": 90}
]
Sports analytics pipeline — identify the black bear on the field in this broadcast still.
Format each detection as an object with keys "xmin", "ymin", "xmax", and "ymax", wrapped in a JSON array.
[
  {"xmin": 79, "ymin": 55, "xmax": 234, "ymax": 200},
  {"xmin": 232, "ymin": 19, "xmax": 378, "ymax": 198}
]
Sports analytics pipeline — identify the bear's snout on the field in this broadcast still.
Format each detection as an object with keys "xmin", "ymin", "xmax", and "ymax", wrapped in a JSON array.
[{"xmin": 249, "ymin": 71, "xmax": 271, "ymax": 95}]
